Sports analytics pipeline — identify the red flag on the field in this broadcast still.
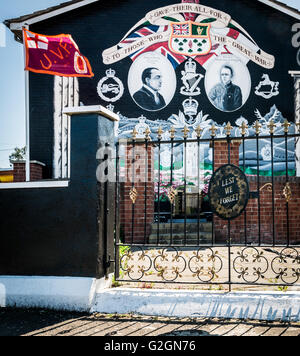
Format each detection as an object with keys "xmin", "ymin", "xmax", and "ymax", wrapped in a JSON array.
[{"xmin": 23, "ymin": 29, "xmax": 94, "ymax": 78}]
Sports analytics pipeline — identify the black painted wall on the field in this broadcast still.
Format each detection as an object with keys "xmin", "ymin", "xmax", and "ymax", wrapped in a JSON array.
[
  {"xmin": 1, "ymin": 0, "xmax": 298, "ymax": 278},
  {"xmin": 0, "ymin": 114, "xmax": 111, "ymax": 278},
  {"xmin": 27, "ymin": 0, "xmax": 299, "ymax": 174}
]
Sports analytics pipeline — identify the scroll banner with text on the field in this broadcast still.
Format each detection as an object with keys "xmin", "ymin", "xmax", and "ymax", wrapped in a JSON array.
[{"xmin": 102, "ymin": 3, "xmax": 275, "ymax": 69}]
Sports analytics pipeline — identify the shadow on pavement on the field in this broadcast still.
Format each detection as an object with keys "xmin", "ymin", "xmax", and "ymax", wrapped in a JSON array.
[{"xmin": 0, "ymin": 308, "xmax": 299, "ymax": 336}]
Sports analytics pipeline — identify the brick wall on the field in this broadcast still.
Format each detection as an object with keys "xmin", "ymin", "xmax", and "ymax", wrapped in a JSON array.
[
  {"xmin": 119, "ymin": 142, "xmax": 155, "ymax": 244},
  {"xmin": 12, "ymin": 161, "xmax": 45, "ymax": 182},
  {"xmin": 119, "ymin": 139, "xmax": 300, "ymax": 245},
  {"xmin": 213, "ymin": 141, "xmax": 300, "ymax": 245},
  {"xmin": 213, "ymin": 140, "xmax": 241, "ymax": 170},
  {"xmin": 214, "ymin": 177, "xmax": 300, "ymax": 245}
]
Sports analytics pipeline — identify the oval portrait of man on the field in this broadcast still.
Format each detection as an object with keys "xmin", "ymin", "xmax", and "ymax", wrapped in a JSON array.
[
  {"xmin": 205, "ymin": 56, "xmax": 251, "ymax": 113},
  {"xmin": 128, "ymin": 52, "xmax": 177, "ymax": 112}
]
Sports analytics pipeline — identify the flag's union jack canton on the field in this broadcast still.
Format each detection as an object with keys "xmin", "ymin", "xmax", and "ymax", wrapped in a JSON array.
[{"xmin": 172, "ymin": 23, "xmax": 189, "ymax": 36}]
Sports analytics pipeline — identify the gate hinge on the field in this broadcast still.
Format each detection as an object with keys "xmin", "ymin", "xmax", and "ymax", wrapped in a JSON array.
[{"xmin": 104, "ymin": 255, "xmax": 115, "ymax": 269}]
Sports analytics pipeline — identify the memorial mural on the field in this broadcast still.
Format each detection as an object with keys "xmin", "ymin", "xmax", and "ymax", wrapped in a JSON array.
[{"xmin": 54, "ymin": 0, "xmax": 298, "ymax": 180}]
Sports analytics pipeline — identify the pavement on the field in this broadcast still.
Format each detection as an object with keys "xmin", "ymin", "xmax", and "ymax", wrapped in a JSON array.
[{"xmin": 0, "ymin": 308, "xmax": 299, "ymax": 336}]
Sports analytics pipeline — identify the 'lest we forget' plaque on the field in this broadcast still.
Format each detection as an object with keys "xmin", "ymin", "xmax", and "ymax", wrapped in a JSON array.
[{"xmin": 208, "ymin": 164, "xmax": 250, "ymax": 220}]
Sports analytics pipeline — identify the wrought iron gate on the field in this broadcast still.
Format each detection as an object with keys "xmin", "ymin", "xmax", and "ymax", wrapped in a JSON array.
[{"xmin": 111, "ymin": 119, "xmax": 300, "ymax": 290}]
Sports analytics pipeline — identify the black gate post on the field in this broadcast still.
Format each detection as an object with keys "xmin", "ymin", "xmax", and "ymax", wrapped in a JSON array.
[{"xmin": 96, "ymin": 115, "xmax": 117, "ymax": 279}]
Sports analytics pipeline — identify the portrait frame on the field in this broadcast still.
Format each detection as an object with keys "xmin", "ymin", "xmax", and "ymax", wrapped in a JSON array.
[
  {"xmin": 128, "ymin": 52, "xmax": 177, "ymax": 112},
  {"xmin": 205, "ymin": 55, "xmax": 251, "ymax": 113}
]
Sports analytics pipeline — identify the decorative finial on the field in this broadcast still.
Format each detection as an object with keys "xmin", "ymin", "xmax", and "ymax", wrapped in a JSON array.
[
  {"xmin": 268, "ymin": 119, "xmax": 276, "ymax": 135},
  {"xmin": 169, "ymin": 126, "xmax": 176, "ymax": 139},
  {"xmin": 240, "ymin": 122, "xmax": 248, "ymax": 136},
  {"xmin": 195, "ymin": 125, "xmax": 203, "ymax": 138},
  {"xmin": 182, "ymin": 126, "xmax": 190, "ymax": 139},
  {"xmin": 282, "ymin": 119, "xmax": 291, "ymax": 134},
  {"xmin": 131, "ymin": 128, "xmax": 138, "ymax": 140},
  {"xmin": 253, "ymin": 121, "xmax": 262, "ymax": 135},
  {"xmin": 144, "ymin": 127, "xmax": 151, "ymax": 141},
  {"xmin": 157, "ymin": 127, "xmax": 164, "ymax": 140},
  {"xmin": 225, "ymin": 122, "xmax": 233, "ymax": 137},
  {"xmin": 209, "ymin": 124, "xmax": 217, "ymax": 137}
]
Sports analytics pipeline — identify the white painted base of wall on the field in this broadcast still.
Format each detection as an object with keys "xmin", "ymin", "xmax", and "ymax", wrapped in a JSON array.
[
  {"xmin": 91, "ymin": 288, "xmax": 300, "ymax": 322},
  {"xmin": 0, "ymin": 275, "xmax": 113, "ymax": 312},
  {"xmin": 1, "ymin": 278, "xmax": 300, "ymax": 322}
]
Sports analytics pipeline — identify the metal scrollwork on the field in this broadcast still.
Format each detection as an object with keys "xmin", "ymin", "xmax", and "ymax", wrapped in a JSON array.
[
  {"xmin": 120, "ymin": 247, "xmax": 152, "ymax": 281},
  {"xmin": 283, "ymin": 182, "xmax": 292, "ymax": 203},
  {"xmin": 167, "ymin": 186, "xmax": 177, "ymax": 204},
  {"xmin": 153, "ymin": 248, "xmax": 187, "ymax": 282},
  {"xmin": 260, "ymin": 183, "xmax": 273, "ymax": 192},
  {"xmin": 116, "ymin": 246, "xmax": 300, "ymax": 288},
  {"xmin": 129, "ymin": 187, "xmax": 138, "ymax": 204},
  {"xmin": 188, "ymin": 248, "xmax": 223, "ymax": 283},
  {"xmin": 233, "ymin": 247, "xmax": 269, "ymax": 283},
  {"xmin": 271, "ymin": 248, "xmax": 300, "ymax": 285}
]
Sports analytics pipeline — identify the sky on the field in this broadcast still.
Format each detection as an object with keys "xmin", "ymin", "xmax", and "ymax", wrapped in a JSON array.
[
  {"xmin": 0, "ymin": 0, "xmax": 300, "ymax": 168},
  {"xmin": 0, "ymin": 0, "xmax": 70, "ymax": 168}
]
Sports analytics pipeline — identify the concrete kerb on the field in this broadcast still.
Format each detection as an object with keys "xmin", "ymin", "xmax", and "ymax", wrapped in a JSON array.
[
  {"xmin": 1, "ymin": 276, "xmax": 300, "ymax": 322},
  {"xmin": 91, "ymin": 288, "xmax": 300, "ymax": 322}
]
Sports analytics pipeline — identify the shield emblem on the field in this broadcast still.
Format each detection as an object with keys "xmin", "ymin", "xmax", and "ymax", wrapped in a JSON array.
[{"xmin": 169, "ymin": 21, "xmax": 212, "ymax": 56}]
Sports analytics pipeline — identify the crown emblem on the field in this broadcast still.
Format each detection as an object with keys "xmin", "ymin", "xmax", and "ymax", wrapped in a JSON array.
[
  {"xmin": 183, "ymin": 97, "xmax": 199, "ymax": 116},
  {"xmin": 106, "ymin": 68, "xmax": 116, "ymax": 78},
  {"xmin": 97, "ymin": 69, "xmax": 124, "ymax": 103},
  {"xmin": 185, "ymin": 58, "xmax": 197, "ymax": 75},
  {"xmin": 106, "ymin": 104, "xmax": 115, "ymax": 112}
]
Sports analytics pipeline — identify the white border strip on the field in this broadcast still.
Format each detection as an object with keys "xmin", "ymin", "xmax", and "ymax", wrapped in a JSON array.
[
  {"xmin": 9, "ymin": 0, "xmax": 99, "ymax": 30},
  {"xmin": 92, "ymin": 288, "xmax": 300, "ymax": 322},
  {"xmin": 0, "ymin": 180, "xmax": 69, "ymax": 189},
  {"xmin": 63, "ymin": 105, "xmax": 119, "ymax": 122},
  {"xmin": 289, "ymin": 70, "xmax": 300, "ymax": 77},
  {"xmin": 0, "ymin": 275, "xmax": 113, "ymax": 312},
  {"xmin": 257, "ymin": 0, "xmax": 300, "ymax": 20}
]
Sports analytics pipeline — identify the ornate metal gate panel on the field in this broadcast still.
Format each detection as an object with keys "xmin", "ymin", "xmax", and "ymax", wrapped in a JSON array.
[{"xmin": 111, "ymin": 119, "xmax": 300, "ymax": 290}]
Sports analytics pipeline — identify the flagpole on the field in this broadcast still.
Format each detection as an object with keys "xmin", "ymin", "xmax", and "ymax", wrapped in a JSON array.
[{"xmin": 23, "ymin": 25, "xmax": 30, "ymax": 182}]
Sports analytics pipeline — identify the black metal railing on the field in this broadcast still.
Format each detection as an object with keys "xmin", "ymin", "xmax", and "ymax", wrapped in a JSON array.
[{"xmin": 113, "ymin": 119, "xmax": 300, "ymax": 290}]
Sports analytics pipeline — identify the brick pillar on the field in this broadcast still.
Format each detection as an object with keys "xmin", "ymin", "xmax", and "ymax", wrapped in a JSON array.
[
  {"xmin": 120, "ymin": 141, "xmax": 155, "ymax": 244},
  {"xmin": 213, "ymin": 140, "xmax": 241, "ymax": 169},
  {"xmin": 213, "ymin": 140, "xmax": 241, "ymax": 243},
  {"xmin": 12, "ymin": 161, "xmax": 45, "ymax": 182}
]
